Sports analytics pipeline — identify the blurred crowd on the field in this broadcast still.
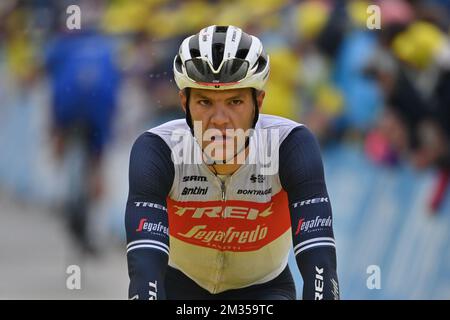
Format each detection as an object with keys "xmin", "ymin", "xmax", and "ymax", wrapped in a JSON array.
[{"xmin": 1, "ymin": 0, "xmax": 449, "ymax": 225}]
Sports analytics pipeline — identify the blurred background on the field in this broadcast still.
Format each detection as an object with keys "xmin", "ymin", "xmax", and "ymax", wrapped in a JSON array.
[{"xmin": 0, "ymin": 0, "xmax": 449, "ymax": 299}]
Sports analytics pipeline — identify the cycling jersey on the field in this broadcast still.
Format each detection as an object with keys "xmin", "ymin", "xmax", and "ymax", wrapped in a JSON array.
[
  {"xmin": 46, "ymin": 31, "xmax": 121, "ymax": 154},
  {"xmin": 125, "ymin": 114, "xmax": 339, "ymax": 300},
  {"xmin": 165, "ymin": 265, "xmax": 296, "ymax": 300}
]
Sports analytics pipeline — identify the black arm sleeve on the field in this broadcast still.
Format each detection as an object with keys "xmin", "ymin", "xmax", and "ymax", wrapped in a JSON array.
[
  {"xmin": 125, "ymin": 132, "xmax": 174, "ymax": 300},
  {"xmin": 279, "ymin": 126, "xmax": 340, "ymax": 300}
]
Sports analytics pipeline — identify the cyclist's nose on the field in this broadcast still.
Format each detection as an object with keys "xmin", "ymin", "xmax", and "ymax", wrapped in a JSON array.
[{"xmin": 210, "ymin": 105, "xmax": 230, "ymax": 128}]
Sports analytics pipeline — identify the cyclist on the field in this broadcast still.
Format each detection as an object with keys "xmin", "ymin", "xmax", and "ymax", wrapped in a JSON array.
[
  {"xmin": 46, "ymin": 25, "xmax": 121, "ymax": 254},
  {"xmin": 125, "ymin": 25, "xmax": 339, "ymax": 300}
]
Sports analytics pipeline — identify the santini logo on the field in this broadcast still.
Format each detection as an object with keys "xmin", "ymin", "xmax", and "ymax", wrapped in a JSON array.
[{"xmin": 181, "ymin": 186, "xmax": 208, "ymax": 195}]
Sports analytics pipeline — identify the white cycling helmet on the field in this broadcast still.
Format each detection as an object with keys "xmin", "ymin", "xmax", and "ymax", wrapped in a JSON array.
[{"xmin": 173, "ymin": 25, "xmax": 270, "ymax": 91}]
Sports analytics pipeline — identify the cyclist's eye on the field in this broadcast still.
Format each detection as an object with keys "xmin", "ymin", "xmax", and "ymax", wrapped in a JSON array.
[
  {"xmin": 198, "ymin": 100, "xmax": 211, "ymax": 106},
  {"xmin": 230, "ymin": 99, "xmax": 243, "ymax": 106}
]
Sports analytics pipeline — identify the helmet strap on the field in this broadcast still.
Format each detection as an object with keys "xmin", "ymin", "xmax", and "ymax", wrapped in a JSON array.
[
  {"xmin": 251, "ymin": 88, "xmax": 259, "ymax": 129},
  {"xmin": 184, "ymin": 88, "xmax": 194, "ymax": 135}
]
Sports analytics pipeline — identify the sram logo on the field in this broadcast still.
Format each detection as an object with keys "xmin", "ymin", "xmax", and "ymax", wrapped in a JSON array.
[
  {"xmin": 173, "ymin": 204, "xmax": 273, "ymax": 220},
  {"xmin": 182, "ymin": 175, "xmax": 207, "ymax": 182}
]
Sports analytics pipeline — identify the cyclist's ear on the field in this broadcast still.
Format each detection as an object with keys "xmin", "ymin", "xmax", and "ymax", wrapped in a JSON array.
[
  {"xmin": 256, "ymin": 90, "xmax": 265, "ymax": 111},
  {"xmin": 179, "ymin": 90, "xmax": 187, "ymax": 113}
]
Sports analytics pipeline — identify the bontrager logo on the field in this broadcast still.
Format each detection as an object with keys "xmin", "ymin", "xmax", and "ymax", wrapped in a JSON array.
[
  {"xmin": 173, "ymin": 204, "xmax": 273, "ymax": 220},
  {"xmin": 237, "ymin": 188, "xmax": 272, "ymax": 196},
  {"xmin": 292, "ymin": 197, "xmax": 328, "ymax": 208},
  {"xmin": 136, "ymin": 218, "xmax": 169, "ymax": 236},
  {"xmin": 294, "ymin": 216, "xmax": 332, "ymax": 235},
  {"xmin": 177, "ymin": 224, "xmax": 268, "ymax": 244},
  {"xmin": 181, "ymin": 186, "xmax": 208, "ymax": 195},
  {"xmin": 182, "ymin": 175, "xmax": 207, "ymax": 182}
]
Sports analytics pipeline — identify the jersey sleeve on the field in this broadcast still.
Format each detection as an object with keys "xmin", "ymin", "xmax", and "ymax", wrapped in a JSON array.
[
  {"xmin": 125, "ymin": 132, "xmax": 174, "ymax": 300},
  {"xmin": 279, "ymin": 126, "xmax": 340, "ymax": 300}
]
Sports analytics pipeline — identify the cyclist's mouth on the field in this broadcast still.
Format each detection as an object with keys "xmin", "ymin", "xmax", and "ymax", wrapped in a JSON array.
[{"xmin": 211, "ymin": 135, "xmax": 232, "ymax": 142}]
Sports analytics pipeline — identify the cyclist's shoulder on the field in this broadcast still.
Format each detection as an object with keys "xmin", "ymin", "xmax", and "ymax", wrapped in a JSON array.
[
  {"xmin": 278, "ymin": 123, "xmax": 324, "ymax": 177},
  {"xmin": 257, "ymin": 114, "xmax": 302, "ymax": 130},
  {"xmin": 257, "ymin": 114, "xmax": 312, "ymax": 144},
  {"xmin": 132, "ymin": 118, "xmax": 187, "ymax": 147},
  {"xmin": 148, "ymin": 118, "xmax": 189, "ymax": 136},
  {"xmin": 142, "ymin": 118, "xmax": 191, "ymax": 148},
  {"xmin": 130, "ymin": 130, "xmax": 175, "ymax": 179},
  {"xmin": 131, "ymin": 129, "xmax": 175, "ymax": 163}
]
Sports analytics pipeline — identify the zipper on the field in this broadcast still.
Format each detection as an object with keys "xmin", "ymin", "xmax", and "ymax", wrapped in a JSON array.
[
  {"xmin": 220, "ymin": 180, "xmax": 226, "ymax": 201},
  {"xmin": 214, "ymin": 175, "xmax": 229, "ymax": 293}
]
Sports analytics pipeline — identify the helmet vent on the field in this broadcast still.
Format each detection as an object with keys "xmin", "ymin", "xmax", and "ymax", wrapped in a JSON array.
[
  {"xmin": 254, "ymin": 52, "xmax": 267, "ymax": 73},
  {"xmin": 235, "ymin": 49, "xmax": 249, "ymax": 60},
  {"xmin": 190, "ymin": 49, "xmax": 201, "ymax": 58},
  {"xmin": 174, "ymin": 55, "xmax": 183, "ymax": 73},
  {"xmin": 215, "ymin": 26, "xmax": 228, "ymax": 33},
  {"xmin": 212, "ymin": 43, "xmax": 225, "ymax": 70}
]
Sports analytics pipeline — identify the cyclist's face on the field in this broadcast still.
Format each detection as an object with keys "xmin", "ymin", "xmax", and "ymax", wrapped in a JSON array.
[{"xmin": 180, "ymin": 88, "xmax": 264, "ymax": 158}]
